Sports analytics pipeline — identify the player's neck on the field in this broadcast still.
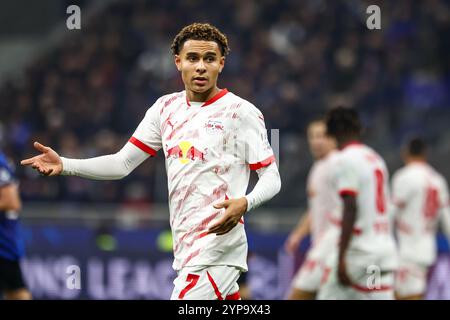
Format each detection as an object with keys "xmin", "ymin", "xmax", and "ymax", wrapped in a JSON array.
[
  {"xmin": 186, "ymin": 86, "xmax": 220, "ymax": 103},
  {"xmin": 406, "ymin": 157, "xmax": 427, "ymax": 165},
  {"xmin": 338, "ymin": 138, "xmax": 361, "ymax": 150}
]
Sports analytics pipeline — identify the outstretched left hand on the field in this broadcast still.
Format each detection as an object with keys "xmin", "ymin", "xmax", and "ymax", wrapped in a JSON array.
[{"xmin": 207, "ymin": 197, "xmax": 248, "ymax": 235}]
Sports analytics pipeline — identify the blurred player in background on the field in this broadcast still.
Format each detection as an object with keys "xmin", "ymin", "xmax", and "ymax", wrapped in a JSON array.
[
  {"xmin": 0, "ymin": 150, "xmax": 31, "ymax": 300},
  {"xmin": 20, "ymin": 23, "xmax": 281, "ymax": 300},
  {"xmin": 317, "ymin": 107, "xmax": 397, "ymax": 300},
  {"xmin": 285, "ymin": 119, "xmax": 339, "ymax": 300},
  {"xmin": 391, "ymin": 138, "xmax": 450, "ymax": 300}
]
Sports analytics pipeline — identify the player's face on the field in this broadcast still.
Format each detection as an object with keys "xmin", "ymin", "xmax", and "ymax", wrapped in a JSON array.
[
  {"xmin": 175, "ymin": 40, "xmax": 225, "ymax": 95},
  {"xmin": 307, "ymin": 122, "xmax": 333, "ymax": 159}
]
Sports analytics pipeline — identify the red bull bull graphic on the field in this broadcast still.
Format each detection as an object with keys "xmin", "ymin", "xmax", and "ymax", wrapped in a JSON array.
[{"xmin": 166, "ymin": 141, "xmax": 205, "ymax": 164}]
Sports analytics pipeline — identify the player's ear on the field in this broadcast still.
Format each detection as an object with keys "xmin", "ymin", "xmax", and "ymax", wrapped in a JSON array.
[
  {"xmin": 219, "ymin": 56, "xmax": 225, "ymax": 73},
  {"xmin": 174, "ymin": 55, "xmax": 181, "ymax": 71}
]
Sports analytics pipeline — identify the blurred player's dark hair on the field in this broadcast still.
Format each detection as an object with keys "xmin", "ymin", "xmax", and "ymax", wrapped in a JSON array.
[
  {"xmin": 325, "ymin": 106, "xmax": 362, "ymax": 140},
  {"xmin": 406, "ymin": 137, "xmax": 427, "ymax": 157},
  {"xmin": 307, "ymin": 116, "xmax": 325, "ymax": 128},
  {"xmin": 171, "ymin": 22, "xmax": 230, "ymax": 56},
  {"xmin": 306, "ymin": 116, "xmax": 326, "ymax": 134}
]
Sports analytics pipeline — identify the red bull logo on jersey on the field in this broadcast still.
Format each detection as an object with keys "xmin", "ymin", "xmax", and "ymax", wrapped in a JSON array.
[{"xmin": 166, "ymin": 141, "xmax": 205, "ymax": 164}]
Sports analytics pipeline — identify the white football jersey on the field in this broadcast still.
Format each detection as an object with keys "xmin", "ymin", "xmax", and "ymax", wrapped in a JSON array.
[
  {"xmin": 307, "ymin": 150, "xmax": 341, "ymax": 244},
  {"xmin": 391, "ymin": 162, "xmax": 450, "ymax": 266},
  {"xmin": 130, "ymin": 89, "xmax": 275, "ymax": 271},
  {"xmin": 331, "ymin": 142, "xmax": 397, "ymax": 269}
]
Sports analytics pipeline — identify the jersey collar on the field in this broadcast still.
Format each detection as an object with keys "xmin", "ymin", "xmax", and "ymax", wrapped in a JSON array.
[{"xmin": 185, "ymin": 88, "xmax": 228, "ymax": 107}]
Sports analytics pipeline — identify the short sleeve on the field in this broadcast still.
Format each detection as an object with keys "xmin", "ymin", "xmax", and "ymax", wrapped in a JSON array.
[
  {"xmin": 129, "ymin": 99, "xmax": 163, "ymax": 156},
  {"xmin": 239, "ymin": 104, "xmax": 275, "ymax": 170},
  {"xmin": 334, "ymin": 157, "xmax": 359, "ymax": 197}
]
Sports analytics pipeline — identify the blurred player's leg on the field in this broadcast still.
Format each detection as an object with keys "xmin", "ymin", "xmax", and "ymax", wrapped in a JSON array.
[
  {"xmin": 0, "ymin": 257, "xmax": 32, "ymax": 300},
  {"xmin": 288, "ymin": 288, "xmax": 316, "ymax": 300},
  {"xmin": 4, "ymin": 288, "xmax": 32, "ymax": 300},
  {"xmin": 171, "ymin": 265, "xmax": 241, "ymax": 300},
  {"xmin": 237, "ymin": 269, "xmax": 251, "ymax": 300}
]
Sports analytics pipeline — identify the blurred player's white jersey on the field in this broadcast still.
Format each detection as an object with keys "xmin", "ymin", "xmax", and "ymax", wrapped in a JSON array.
[
  {"xmin": 391, "ymin": 162, "xmax": 450, "ymax": 266},
  {"xmin": 292, "ymin": 151, "xmax": 341, "ymax": 292},
  {"xmin": 130, "ymin": 89, "xmax": 275, "ymax": 272},
  {"xmin": 307, "ymin": 150, "xmax": 341, "ymax": 244},
  {"xmin": 318, "ymin": 142, "xmax": 397, "ymax": 300},
  {"xmin": 330, "ymin": 142, "xmax": 397, "ymax": 267}
]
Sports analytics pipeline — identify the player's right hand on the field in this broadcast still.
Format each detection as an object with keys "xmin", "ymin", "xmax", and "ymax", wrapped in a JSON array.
[{"xmin": 20, "ymin": 142, "xmax": 63, "ymax": 176}]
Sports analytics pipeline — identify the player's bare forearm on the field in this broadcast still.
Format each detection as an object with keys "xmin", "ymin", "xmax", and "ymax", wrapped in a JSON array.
[
  {"xmin": 285, "ymin": 211, "xmax": 311, "ymax": 253},
  {"xmin": 207, "ymin": 197, "xmax": 248, "ymax": 235},
  {"xmin": 295, "ymin": 211, "xmax": 311, "ymax": 238},
  {"xmin": 338, "ymin": 195, "xmax": 357, "ymax": 260},
  {"xmin": 338, "ymin": 195, "xmax": 357, "ymax": 286}
]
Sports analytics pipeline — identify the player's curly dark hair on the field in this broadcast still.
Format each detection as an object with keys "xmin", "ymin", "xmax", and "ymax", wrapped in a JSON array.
[
  {"xmin": 171, "ymin": 23, "xmax": 230, "ymax": 56},
  {"xmin": 325, "ymin": 106, "xmax": 362, "ymax": 139}
]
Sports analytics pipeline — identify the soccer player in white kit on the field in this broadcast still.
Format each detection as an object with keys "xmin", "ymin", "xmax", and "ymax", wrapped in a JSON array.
[
  {"xmin": 317, "ymin": 107, "xmax": 397, "ymax": 300},
  {"xmin": 20, "ymin": 23, "xmax": 281, "ymax": 300},
  {"xmin": 391, "ymin": 138, "xmax": 450, "ymax": 300},
  {"xmin": 285, "ymin": 119, "xmax": 340, "ymax": 300}
]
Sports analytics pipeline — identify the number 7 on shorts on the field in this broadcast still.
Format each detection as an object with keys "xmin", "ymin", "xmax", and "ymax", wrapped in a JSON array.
[{"xmin": 178, "ymin": 273, "xmax": 200, "ymax": 299}]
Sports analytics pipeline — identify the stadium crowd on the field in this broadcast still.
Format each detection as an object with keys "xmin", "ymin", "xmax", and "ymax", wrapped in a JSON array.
[{"xmin": 0, "ymin": 0, "xmax": 449, "ymax": 208}]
